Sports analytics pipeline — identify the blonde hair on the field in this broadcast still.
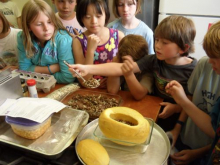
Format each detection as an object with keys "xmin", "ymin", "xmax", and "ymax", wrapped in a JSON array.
[
  {"xmin": 203, "ymin": 21, "xmax": 220, "ymax": 58},
  {"xmin": 112, "ymin": 0, "xmax": 142, "ymax": 18},
  {"xmin": 0, "ymin": 12, "xmax": 10, "ymax": 33},
  {"xmin": 21, "ymin": 0, "xmax": 66, "ymax": 58},
  {"xmin": 117, "ymin": 34, "xmax": 148, "ymax": 62},
  {"xmin": 155, "ymin": 15, "xmax": 196, "ymax": 56}
]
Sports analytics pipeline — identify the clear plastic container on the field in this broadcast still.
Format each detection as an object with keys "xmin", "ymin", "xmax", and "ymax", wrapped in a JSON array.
[
  {"xmin": 5, "ymin": 116, "xmax": 51, "ymax": 140},
  {"xmin": 93, "ymin": 118, "xmax": 154, "ymax": 153}
]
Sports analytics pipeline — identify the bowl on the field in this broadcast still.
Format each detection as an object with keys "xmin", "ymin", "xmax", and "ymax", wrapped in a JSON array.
[
  {"xmin": 62, "ymin": 89, "xmax": 122, "ymax": 119},
  {"xmin": 93, "ymin": 118, "xmax": 154, "ymax": 153}
]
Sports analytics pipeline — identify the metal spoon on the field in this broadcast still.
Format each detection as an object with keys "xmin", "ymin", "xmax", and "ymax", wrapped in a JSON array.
[
  {"xmin": 64, "ymin": 60, "xmax": 87, "ymax": 82},
  {"xmin": 63, "ymin": 61, "xmax": 100, "ymax": 88}
]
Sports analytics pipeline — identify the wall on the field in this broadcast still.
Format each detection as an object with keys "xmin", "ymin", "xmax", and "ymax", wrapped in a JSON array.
[{"xmin": 11, "ymin": 0, "xmax": 56, "ymax": 13}]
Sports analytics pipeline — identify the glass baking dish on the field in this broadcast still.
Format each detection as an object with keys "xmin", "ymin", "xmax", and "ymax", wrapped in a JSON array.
[
  {"xmin": 62, "ymin": 89, "xmax": 122, "ymax": 120},
  {"xmin": 93, "ymin": 118, "xmax": 154, "ymax": 153}
]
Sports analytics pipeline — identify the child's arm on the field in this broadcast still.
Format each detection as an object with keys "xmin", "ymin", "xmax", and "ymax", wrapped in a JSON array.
[
  {"xmin": 68, "ymin": 56, "xmax": 141, "ymax": 77},
  {"xmin": 85, "ymin": 34, "xmax": 100, "ymax": 64},
  {"xmin": 122, "ymin": 57, "xmax": 148, "ymax": 100},
  {"xmin": 54, "ymin": 34, "xmax": 75, "ymax": 83},
  {"xmin": 72, "ymin": 37, "xmax": 94, "ymax": 84},
  {"xmin": 166, "ymin": 80, "xmax": 215, "ymax": 138},
  {"xmin": 169, "ymin": 110, "xmax": 188, "ymax": 147},
  {"xmin": 107, "ymin": 57, "xmax": 121, "ymax": 94},
  {"xmin": 17, "ymin": 16, "xmax": 22, "ymax": 29}
]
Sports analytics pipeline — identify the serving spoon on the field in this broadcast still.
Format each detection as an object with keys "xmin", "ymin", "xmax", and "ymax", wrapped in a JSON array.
[{"xmin": 63, "ymin": 61, "xmax": 100, "ymax": 88}]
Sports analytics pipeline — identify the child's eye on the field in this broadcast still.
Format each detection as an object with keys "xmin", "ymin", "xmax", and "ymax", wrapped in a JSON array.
[
  {"xmin": 97, "ymin": 15, "xmax": 102, "ymax": 18},
  {"xmin": 85, "ymin": 15, "xmax": 90, "ymax": 18},
  {"xmin": 128, "ymin": 2, "xmax": 134, "ymax": 6},
  {"xmin": 69, "ymin": 0, "xmax": 75, "ymax": 3},
  {"xmin": 118, "ymin": 3, "xmax": 124, "ymax": 7}
]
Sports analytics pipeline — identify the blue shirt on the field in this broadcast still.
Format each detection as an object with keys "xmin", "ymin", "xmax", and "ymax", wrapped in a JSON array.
[
  {"xmin": 107, "ymin": 18, "xmax": 155, "ymax": 55},
  {"xmin": 17, "ymin": 30, "xmax": 75, "ymax": 84}
]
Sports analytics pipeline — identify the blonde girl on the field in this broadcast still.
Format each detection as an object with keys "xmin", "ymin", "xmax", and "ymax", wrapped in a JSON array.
[
  {"xmin": 17, "ymin": 0, "xmax": 75, "ymax": 84},
  {"xmin": 108, "ymin": 0, "xmax": 154, "ymax": 55},
  {"xmin": 73, "ymin": 0, "xmax": 124, "ymax": 88}
]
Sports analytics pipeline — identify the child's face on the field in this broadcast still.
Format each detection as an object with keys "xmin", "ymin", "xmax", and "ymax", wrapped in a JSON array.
[
  {"xmin": 82, "ymin": 4, "xmax": 106, "ymax": 34},
  {"xmin": 29, "ymin": 11, "xmax": 55, "ymax": 47},
  {"xmin": 155, "ymin": 38, "xmax": 185, "ymax": 61},
  {"xmin": 209, "ymin": 58, "xmax": 220, "ymax": 75},
  {"xmin": 53, "ymin": 0, "xmax": 76, "ymax": 20},
  {"xmin": 117, "ymin": 0, "xmax": 137, "ymax": 21}
]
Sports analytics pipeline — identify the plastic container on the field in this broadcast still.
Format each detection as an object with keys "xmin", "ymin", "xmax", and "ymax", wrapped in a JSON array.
[
  {"xmin": 27, "ymin": 79, "xmax": 38, "ymax": 98},
  {"xmin": 5, "ymin": 116, "xmax": 51, "ymax": 140},
  {"xmin": 93, "ymin": 118, "xmax": 154, "ymax": 153}
]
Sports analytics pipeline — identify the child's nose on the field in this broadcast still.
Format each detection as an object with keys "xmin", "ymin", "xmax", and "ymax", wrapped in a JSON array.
[
  {"xmin": 123, "ymin": 4, "xmax": 129, "ymax": 11},
  {"xmin": 63, "ymin": 2, "xmax": 68, "ymax": 8},
  {"xmin": 43, "ymin": 24, "xmax": 48, "ymax": 31},
  {"xmin": 91, "ymin": 17, "xmax": 97, "ymax": 23}
]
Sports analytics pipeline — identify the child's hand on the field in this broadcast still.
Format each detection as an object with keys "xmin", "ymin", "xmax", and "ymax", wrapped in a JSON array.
[
  {"xmin": 121, "ymin": 56, "xmax": 134, "ymax": 77},
  {"xmin": 68, "ymin": 64, "xmax": 89, "ymax": 77},
  {"xmin": 159, "ymin": 103, "xmax": 181, "ymax": 119},
  {"xmin": 87, "ymin": 34, "xmax": 100, "ymax": 54},
  {"xmin": 165, "ymin": 80, "xmax": 188, "ymax": 106},
  {"xmin": 70, "ymin": 28, "xmax": 80, "ymax": 38},
  {"xmin": 170, "ymin": 149, "xmax": 198, "ymax": 165}
]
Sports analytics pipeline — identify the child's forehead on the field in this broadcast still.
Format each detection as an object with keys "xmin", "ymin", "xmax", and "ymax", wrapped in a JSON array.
[
  {"xmin": 86, "ymin": 3, "xmax": 104, "ymax": 13},
  {"xmin": 31, "ymin": 11, "xmax": 50, "ymax": 22},
  {"xmin": 55, "ymin": 0, "xmax": 76, "ymax": 2},
  {"xmin": 117, "ymin": 0, "xmax": 136, "ymax": 3}
]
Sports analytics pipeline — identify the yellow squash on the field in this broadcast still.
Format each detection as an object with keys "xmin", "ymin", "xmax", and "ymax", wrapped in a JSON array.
[
  {"xmin": 99, "ymin": 107, "xmax": 150, "ymax": 146},
  {"xmin": 76, "ymin": 139, "xmax": 110, "ymax": 165}
]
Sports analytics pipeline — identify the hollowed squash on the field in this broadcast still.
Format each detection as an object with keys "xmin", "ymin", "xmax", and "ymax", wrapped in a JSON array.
[{"xmin": 99, "ymin": 107, "xmax": 150, "ymax": 146}]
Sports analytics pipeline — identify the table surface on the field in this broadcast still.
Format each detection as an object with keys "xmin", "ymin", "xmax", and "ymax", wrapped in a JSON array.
[{"xmin": 38, "ymin": 84, "xmax": 163, "ymax": 121}]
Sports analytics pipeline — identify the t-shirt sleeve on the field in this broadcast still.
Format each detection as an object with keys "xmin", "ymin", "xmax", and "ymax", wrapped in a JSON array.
[
  {"xmin": 12, "ymin": 2, "xmax": 21, "ymax": 18},
  {"xmin": 188, "ymin": 57, "xmax": 207, "ymax": 95},
  {"xmin": 136, "ymin": 55, "xmax": 155, "ymax": 72}
]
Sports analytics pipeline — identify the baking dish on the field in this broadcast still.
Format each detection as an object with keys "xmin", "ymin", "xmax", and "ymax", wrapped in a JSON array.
[{"xmin": 62, "ymin": 89, "xmax": 122, "ymax": 119}]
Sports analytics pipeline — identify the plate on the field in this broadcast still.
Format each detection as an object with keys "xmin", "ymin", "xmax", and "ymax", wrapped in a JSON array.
[
  {"xmin": 75, "ymin": 119, "xmax": 170, "ymax": 165},
  {"xmin": 93, "ymin": 118, "xmax": 154, "ymax": 153},
  {"xmin": 62, "ymin": 89, "xmax": 122, "ymax": 119}
]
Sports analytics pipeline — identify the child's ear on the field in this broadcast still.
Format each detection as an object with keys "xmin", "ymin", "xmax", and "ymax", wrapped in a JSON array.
[{"xmin": 179, "ymin": 44, "xmax": 190, "ymax": 54}]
